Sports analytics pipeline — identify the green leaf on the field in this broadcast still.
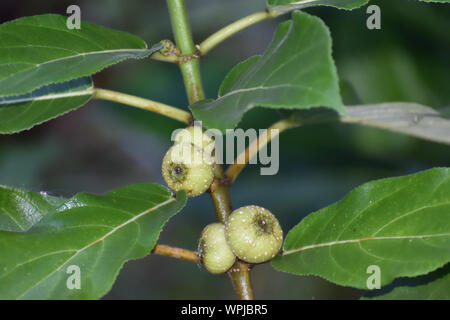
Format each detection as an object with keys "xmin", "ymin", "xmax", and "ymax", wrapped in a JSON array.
[
  {"xmin": 342, "ymin": 103, "xmax": 450, "ymax": 146},
  {"xmin": 266, "ymin": 0, "xmax": 450, "ymax": 12},
  {"xmin": 363, "ymin": 265, "xmax": 450, "ymax": 300},
  {"xmin": 290, "ymin": 103, "xmax": 450, "ymax": 145},
  {"xmin": 0, "ymin": 77, "xmax": 93, "ymax": 134},
  {"xmin": 0, "ymin": 184, "xmax": 186, "ymax": 299},
  {"xmin": 272, "ymin": 168, "xmax": 450, "ymax": 289},
  {"xmin": 190, "ymin": 11, "xmax": 344, "ymax": 132},
  {"xmin": 0, "ymin": 14, "xmax": 162, "ymax": 97},
  {"xmin": 267, "ymin": 0, "xmax": 370, "ymax": 11},
  {"xmin": 0, "ymin": 185, "xmax": 65, "ymax": 232}
]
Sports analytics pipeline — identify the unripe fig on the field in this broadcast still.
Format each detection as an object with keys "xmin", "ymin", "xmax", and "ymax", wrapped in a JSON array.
[
  {"xmin": 225, "ymin": 205, "xmax": 283, "ymax": 264},
  {"xmin": 162, "ymin": 142, "xmax": 214, "ymax": 197},
  {"xmin": 174, "ymin": 125, "xmax": 214, "ymax": 154},
  {"xmin": 199, "ymin": 223, "xmax": 236, "ymax": 274}
]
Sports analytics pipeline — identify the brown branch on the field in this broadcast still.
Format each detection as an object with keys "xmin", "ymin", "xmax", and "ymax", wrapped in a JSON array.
[
  {"xmin": 152, "ymin": 244, "xmax": 200, "ymax": 263},
  {"xmin": 226, "ymin": 118, "xmax": 300, "ymax": 184}
]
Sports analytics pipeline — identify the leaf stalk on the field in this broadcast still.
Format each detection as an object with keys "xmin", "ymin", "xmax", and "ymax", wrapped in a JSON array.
[
  {"xmin": 226, "ymin": 118, "xmax": 300, "ymax": 184},
  {"xmin": 93, "ymin": 88, "xmax": 191, "ymax": 124},
  {"xmin": 199, "ymin": 10, "xmax": 283, "ymax": 56},
  {"xmin": 153, "ymin": 244, "xmax": 200, "ymax": 263}
]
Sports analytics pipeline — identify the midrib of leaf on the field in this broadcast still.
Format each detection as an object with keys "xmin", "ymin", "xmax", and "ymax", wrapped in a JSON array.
[
  {"xmin": 283, "ymin": 201, "xmax": 450, "ymax": 256},
  {"xmin": 283, "ymin": 233, "xmax": 450, "ymax": 256},
  {"xmin": 33, "ymin": 48, "xmax": 150, "ymax": 65},
  {"xmin": 13, "ymin": 196, "xmax": 176, "ymax": 299},
  {"xmin": 0, "ymin": 48, "xmax": 150, "ymax": 84},
  {"xmin": 0, "ymin": 45, "xmax": 78, "ymax": 54},
  {"xmin": 219, "ymin": 84, "xmax": 325, "ymax": 100},
  {"xmin": 0, "ymin": 89, "xmax": 94, "ymax": 104},
  {"xmin": 372, "ymin": 202, "xmax": 449, "ymax": 236}
]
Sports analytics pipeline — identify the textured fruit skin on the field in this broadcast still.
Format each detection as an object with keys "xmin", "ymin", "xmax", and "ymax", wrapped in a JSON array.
[
  {"xmin": 225, "ymin": 205, "xmax": 283, "ymax": 264},
  {"xmin": 162, "ymin": 143, "xmax": 214, "ymax": 197},
  {"xmin": 199, "ymin": 223, "xmax": 236, "ymax": 274},
  {"xmin": 174, "ymin": 125, "xmax": 214, "ymax": 154}
]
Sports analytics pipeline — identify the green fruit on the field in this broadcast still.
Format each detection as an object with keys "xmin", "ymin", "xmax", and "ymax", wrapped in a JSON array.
[
  {"xmin": 162, "ymin": 143, "xmax": 214, "ymax": 197},
  {"xmin": 225, "ymin": 205, "xmax": 283, "ymax": 264},
  {"xmin": 199, "ymin": 223, "xmax": 236, "ymax": 274},
  {"xmin": 174, "ymin": 125, "xmax": 215, "ymax": 154}
]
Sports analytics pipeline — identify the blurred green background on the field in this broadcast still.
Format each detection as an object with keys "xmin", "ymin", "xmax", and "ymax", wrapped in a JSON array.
[{"xmin": 0, "ymin": 0, "xmax": 449, "ymax": 299}]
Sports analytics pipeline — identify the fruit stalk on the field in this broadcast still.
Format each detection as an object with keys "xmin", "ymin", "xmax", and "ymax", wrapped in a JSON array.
[
  {"xmin": 228, "ymin": 261, "xmax": 254, "ymax": 300},
  {"xmin": 153, "ymin": 244, "xmax": 200, "ymax": 263}
]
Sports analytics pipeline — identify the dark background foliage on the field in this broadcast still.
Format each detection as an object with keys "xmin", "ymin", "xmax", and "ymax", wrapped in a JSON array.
[{"xmin": 0, "ymin": 0, "xmax": 449, "ymax": 299}]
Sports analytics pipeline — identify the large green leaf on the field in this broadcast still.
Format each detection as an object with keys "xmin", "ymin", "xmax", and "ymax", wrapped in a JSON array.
[
  {"xmin": 290, "ymin": 103, "xmax": 450, "ymax": 145},
  {"xmin": 364, "ymin": 265, "xmax": 450, "ymax": 300},
  {"xmin": 0, "ymin": 14, "xmax": 162, "ymax": 97},
  {"xmin": 267, "ymin": 0, "xmax": 370, "ymax": 11},
  {"xmin": 190, "ymin": 11, "xmax": 344, "ymax": 131},
  {"xmin": 272, "ymin": 168, "xmax": 450, "ymax": 289},
  {"xmin": 0, "ymin": 184, "xmax": 186, "ymax": 299},
  {"xmin": 0, "ymin": 77, "xmax": 93, "ymax": 134}
]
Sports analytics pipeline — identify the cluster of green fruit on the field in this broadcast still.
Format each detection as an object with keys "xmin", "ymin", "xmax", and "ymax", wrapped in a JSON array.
[
  {"xmin": 162, "ymin": 126, "xmax": 283, "ymax": 274},
  {"xmin": 200, "ymin": 205, "xmax": 283, "ymax": 274}
]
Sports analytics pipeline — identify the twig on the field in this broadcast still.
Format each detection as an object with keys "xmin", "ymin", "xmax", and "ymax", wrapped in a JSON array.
[
  {"xmin": 152, "ymin": 244, "xmax": 200, "ymax": 263},
  {"xmin": 226, "ymin": 118, "xmax": 300, "ymax": 184},
  {"xmin": 93, "ymin": 88, "xmax": 191, "ymax": 124},
  {"xmin": 199, "ymin": 10, "xmax": 283, "ymax": 56},
  {"xmin": 167, "ymin": 0, "xmax": 205, "ymax": 104}
]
